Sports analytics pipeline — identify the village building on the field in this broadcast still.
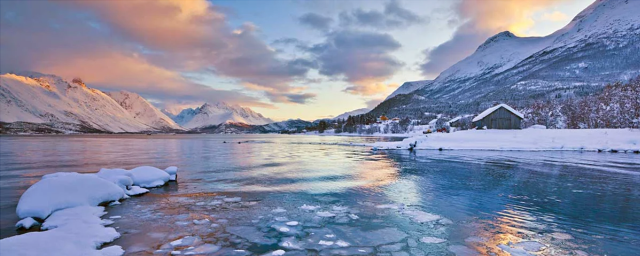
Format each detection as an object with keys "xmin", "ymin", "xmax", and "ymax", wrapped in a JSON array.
[{"xmin": 472, "ymin": 104, "xmax": 524, "ymax": 129}]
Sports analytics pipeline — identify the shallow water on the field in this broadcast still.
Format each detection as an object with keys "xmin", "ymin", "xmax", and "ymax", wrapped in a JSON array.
[{"xmin": 1, "ymin": 134, "xmax": 639, "ymax": 255}]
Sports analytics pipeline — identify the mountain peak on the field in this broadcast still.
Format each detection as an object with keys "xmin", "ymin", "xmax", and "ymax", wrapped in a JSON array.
[{"xmin": 476, "ymin": 31, "xmax": 516, "ymax": 52}]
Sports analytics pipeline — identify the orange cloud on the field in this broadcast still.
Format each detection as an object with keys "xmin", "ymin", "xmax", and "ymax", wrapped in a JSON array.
[
  {"xmin": 541, "ymin": 11, "xmax": 570, "ymax": 22},
  {"xmin": 457, "ymin": 0, "xmax": 568, "ymax": 36},
  {"xmin": 344, "ymin": 80, "xmax": 399, "ymax": 96}
]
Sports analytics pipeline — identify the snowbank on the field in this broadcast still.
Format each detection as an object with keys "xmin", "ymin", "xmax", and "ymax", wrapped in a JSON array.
[
  {"xmin": 129, "ymin": 166, "xmax": 170, "ymax": 188},
  {"xmin": 16, "ymin": 172, "xmax": 125, "ymax": 220},
  {"xmin": 0, "ymin": 206, "xmax": 123, "ymax": 256},
  {"xmin": 370, "ymin": 129, "xmax": 640, "ymax": 151},
  {"xmin": 165, "ymin": 166, "xmax": 178, "ymax": 181},
  {"xmin": 3, "ymin": 165, "xmax": 178, "ymax": 256}
]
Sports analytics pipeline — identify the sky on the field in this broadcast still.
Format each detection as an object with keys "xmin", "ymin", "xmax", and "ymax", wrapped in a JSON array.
[{"xmin": 0, "ymin": 0, "xmax": 593, "ymax": 121}]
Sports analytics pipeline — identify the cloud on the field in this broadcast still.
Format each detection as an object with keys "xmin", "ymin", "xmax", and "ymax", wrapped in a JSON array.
[
  {"xmin": 0, "ymin": 0, "xmax": 316, "ymax": 107},
  {"xmin": 299, "ymin": 13, "xmax": 333, "ymax": 31},
  {"xmin": 338, "ymin": 0, "xmax": 426, "ymax": 30},
  {"xmin": 266, "ymin": 92, "xmax": 317, "ymax": 104},
  {"xmin": 306, "ymin": 30, "xmax": 403, "ymax": 96},
  {"xmin": 541, "ymin": 11, "xmax": 569, "ymax": 22},
  {"xmin": 420, "ymin": 0, "xmax": 567, "ymax": 77},
  {"xmin": 344, "ymin": 82, "xmax": 399, "ymax": 96}
]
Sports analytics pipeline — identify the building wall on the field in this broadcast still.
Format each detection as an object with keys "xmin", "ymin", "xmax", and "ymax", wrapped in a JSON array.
[{"xmin": 473, "ymin": 107, "xmax": 522, "ymax": 129}]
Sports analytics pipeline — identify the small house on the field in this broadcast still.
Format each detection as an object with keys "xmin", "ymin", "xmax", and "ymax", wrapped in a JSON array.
[
  {"xmin": 447, "ymin": 116, "xmax": 461, "ymax": 127},
  {"xmin": 379, "ymin": 115, "xmax": 388, "ymax": 121},
  {"xmin": 472, "ymin": 104, "xmax": 523, "ymax": 129}
]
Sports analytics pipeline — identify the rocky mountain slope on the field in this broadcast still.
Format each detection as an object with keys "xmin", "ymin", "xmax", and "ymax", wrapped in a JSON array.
[
  {"xmin": 106, "ymin": 91, "xmax": 183, "ymax": 131},
  {"xmin": 0, "ymin": 72, "xmax": 171, "ymax": 133},
  {"xmin": 384, "ymin": 80, "xmax": 433, "ymax": 101},
  {"xmin": 333, "ymin": 108, "xmax": 371, "ymax": 120},
  {"xmin": 373, "ymin": 0, "xmax": 640, "ymax": 118},
  {"xmin": 172, "ymin": 102, "xmax": 273, "ymax": 129}
]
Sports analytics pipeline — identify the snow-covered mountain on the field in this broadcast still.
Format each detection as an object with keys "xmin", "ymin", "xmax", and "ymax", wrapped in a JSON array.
[
  {"xmin": 106, "ymin": 91, "xmax": 183, "ymax": 130},
  {"xmin": 333, "ymin": 108, "xmax": 371, "ymax": 120},
  {"xmin": 385, "ymin": 80, "xmax": 433, "ymax": 101},
  {"xmin": 260, "ymin": 119, "xmax": 313, "ymax": 132},
  {"xmin": 172, "ymin": 102, "xmax": 273, "ymax": 129},
  {"xmin": 0, "ymin": 72, "xmax": 167, "ymax": 133},
  {"xmin": 375, "ymin": 0, "xmax": 640, "ymax": 117}
]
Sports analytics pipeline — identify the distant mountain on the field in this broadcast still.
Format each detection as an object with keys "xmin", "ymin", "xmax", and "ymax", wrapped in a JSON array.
[
  {"xmin": 106, "ymin": 91, "xmax": 183, "ymax": 131},
  {"xmin": 374, "ymin": 0, "xmax": 640, "ymax": 118},
  {"xmin": 333, "ymin": 108, "xmax": 370, "ymax": 120},
  {"xmin": 384, "ymin": 80, "xmax": 433, "ymax": 101},
  {"xmin": 260, "ymin": 119, "xmax": 313, "ymax": 132},
  {"xmin": 0, "ymin": 72, "xmax": 165, "ymax": 133},
  {"xmin": 172, "ymin": 102, "xmax": 273, "ymax": 129}
]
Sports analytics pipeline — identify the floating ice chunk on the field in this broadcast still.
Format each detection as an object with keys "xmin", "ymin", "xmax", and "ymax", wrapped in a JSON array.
[
  {"xmin": 348, "ymin": 214, "xmax": 359, "ymax": 220},
  {"xmin": 279, "ymin": 227, "xmax": 290, "ymax": 232},
  {"xmin": 195, "ymin": 202, "xmax": 206, "ymax": 206},
  {"xmin": 169, "ymin": 236, "xmax": 200, "ymax": 247},
  {"xmin": 193, "ymin": 219, "xmax": 210, "ymax": 225},
  {"xmin": 0, "ymin": 206, "xmax": 122, "ymax": 256},
  {"xmin": 319, "ymin": 240, "xmax": 335, "ymax": 246},
  {"xmin": 109, "ymin": 216, "xmax": 122, "ymax": 219},
  {"xmin": 514, "ymin": 241, "xmax": 545, "ymax": 252},
  {"xmin": 164, "ymin": 166, "xmax": 178, "ymax": 181},
  {"xmin": 272, "ymin": 207, "xmax": 287, "ymax": 213},
  {"xmin": 192, "ymin": 244, "xmax": 221, "ymax": 254},
  {"xmin": 379, "ymin": 243, "xmax": 405, "ymax": 252},
  {"xmin": 375, "ymin": 204, "xmax": 403, "ymax": 209},
  {"xmin": 126, "ymin": 186, "xmax": 149, "ymax": 196},
  {"xmin": 448, "ymin": 245, "xmax": 476, "ymax": 256},
  {"xmin": 272, "ymin": 249, "xmax": 286, "ymax": 255},
  {"xmin": 15, "ymin": 217, "xmax": 39, "ymax": 229},
  {"xmin": 224, "ymin": 197, "xmax": 242, "ymax": 203},
  {"xmin": 550, "ymin": 232, "xmax": 573, "ymax": 240},
  {"xmin": 227, "ymin": 226, "xmax": 277, "ymax": 245},
  {"xmin": 208, "ymin": 200, "xmax": 223, "ymax": 205},
  {"xmin": 210, "ymin": 223, "xmax": 220, "ymax": 228},
  {"xmin": 300, "ymin": 204, "xmax": 320, "ymax": 211},
  {"xmin": 336, "ymin": 240, "xmax": 350, "ymax": 247},
  {"xmin": 109, "ymin": 201, "xmax": 121, "ymax": 206},
  {"xmin": 325, "ymin": 234, "xmax": 335, "ymax": 238},
  {"xmin": 402, "ymin": 210, "xmax": 441, "ymax": 223},
  {"xmin": 175, "ymin": 221, "xmax": 190, "ymax": 226},
  {"xmin": 275, "ymin": 217, "xmax": 288, "ymax": 222},
  {"xmin": 498, "ymin": 243, "xmax": 535, "ymax": 256},
  {"xmin": 171, "ymin": 251, "xmax": 181, "ymax": 255},
  {"xmin": 285, "ymin": 221, "xmax": 299, "ymax": 226},
  {"xmin": 280, "ymin": 237, "xmax": 304, "ymax": 250},
  {"xmin": 316, "ymin": 211, "xmax": 336, "ymax": 217},
  {"xmin": 16, "ymin": 172, "xmax": 125, "ymax": 219},
  {"xmin": 420, "ymin": 237, "xmax": 446, "ymax": 244},
  {"xmin": 331, "ymin": 206, "xmax": 348, "ymax": 212},
  {"xmin": 129, "ymin": 166, "xmax": 170, "ymax": 188}
]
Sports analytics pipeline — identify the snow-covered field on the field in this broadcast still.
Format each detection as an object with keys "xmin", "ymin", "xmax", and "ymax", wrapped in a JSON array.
[
  {"xmin": 370, "ymin": 128, "xmax": 640, "ymax": 152},
  {"xmin": 0, "ymin": 166, "xmax": 178, "ymax": 256}
]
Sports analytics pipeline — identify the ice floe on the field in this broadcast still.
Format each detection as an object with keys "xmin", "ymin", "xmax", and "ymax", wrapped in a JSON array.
[
  {"xmin": 129, "ymin": 166, "xmax": 170, "ymax": 188},
  {"xmin": 420, "ymin": 237, "xmax": 447, "ymax": 244}
]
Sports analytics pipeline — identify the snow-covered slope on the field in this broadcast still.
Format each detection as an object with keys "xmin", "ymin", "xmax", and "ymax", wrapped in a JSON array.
[
  {"xmin": 385, "ymin": 80, "xmax": 433, "ymax": 100},
  {"xmin": 261, "ymin": 119, "xmax": 313, "ymax": 132},
  {"xmin": 374, "ymin": 0, "xmax": 640, "ymax": 117},
  {"xmin": 333, "ymin": 108, "xmax": 371, "ymax": 120},
  {"xmin": 106, "ymin": 91, "xmax": 183, "ymax": 130},
  {"xmin": 0, "ymin": 73, "xmax": 157, "ymax": 133},
  {"xmin": 173, "ymin": 102, "xmax": 273, "ymax": 129}
]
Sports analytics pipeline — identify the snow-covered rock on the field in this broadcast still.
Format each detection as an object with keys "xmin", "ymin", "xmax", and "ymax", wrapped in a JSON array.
[
  {"xmin": 16, "ymin": 172, "xmax": 125, "ymax": 220},
  {"xmin": 129, "ymin": 166, "xmax": 170, "ymax": 188},
  {"xmin": 164, "ymin": 166, "xmax": 178, "ymax": 181},
  {"xmin": 106, "ymin": 91, "xmax": 183, "ymax": 131},
  {"xmin": 0, "ymin": 206, "xmax": 124, "ymax": 256},
  {"xmin": 172, "ymin": 102, "xmax": 273, "ymax": 129},
  {"xmin": 15, "ymin": 217, "xmax": 39, "ymax": 229}
]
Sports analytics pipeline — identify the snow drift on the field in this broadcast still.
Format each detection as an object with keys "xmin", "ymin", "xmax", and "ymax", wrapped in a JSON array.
[{"xmin": 3, "ymin": 166, "xmax": 179, "ymax": 256}]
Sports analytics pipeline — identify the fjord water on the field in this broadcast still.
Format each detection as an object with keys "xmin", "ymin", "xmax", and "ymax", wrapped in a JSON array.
[{"xmin": 0, "ymin": 135, "xmax": 639, "ymax": 255}]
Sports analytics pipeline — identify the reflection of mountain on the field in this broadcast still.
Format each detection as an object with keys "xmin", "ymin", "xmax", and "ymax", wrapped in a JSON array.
[{"xmin": 373, "ymin": 0, "xmax": 640, "ymax": 117}]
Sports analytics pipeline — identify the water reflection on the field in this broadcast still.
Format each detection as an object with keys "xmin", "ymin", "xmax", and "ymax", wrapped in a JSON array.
[{"xmin": 0, "ymin": 135, "xmax": 639, "ymax": 255}]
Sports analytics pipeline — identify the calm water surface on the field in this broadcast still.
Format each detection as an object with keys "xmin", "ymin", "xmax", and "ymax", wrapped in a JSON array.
[{"xmin": 0, "ymin": 134, "xmax": 639, "ymax": 255}]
